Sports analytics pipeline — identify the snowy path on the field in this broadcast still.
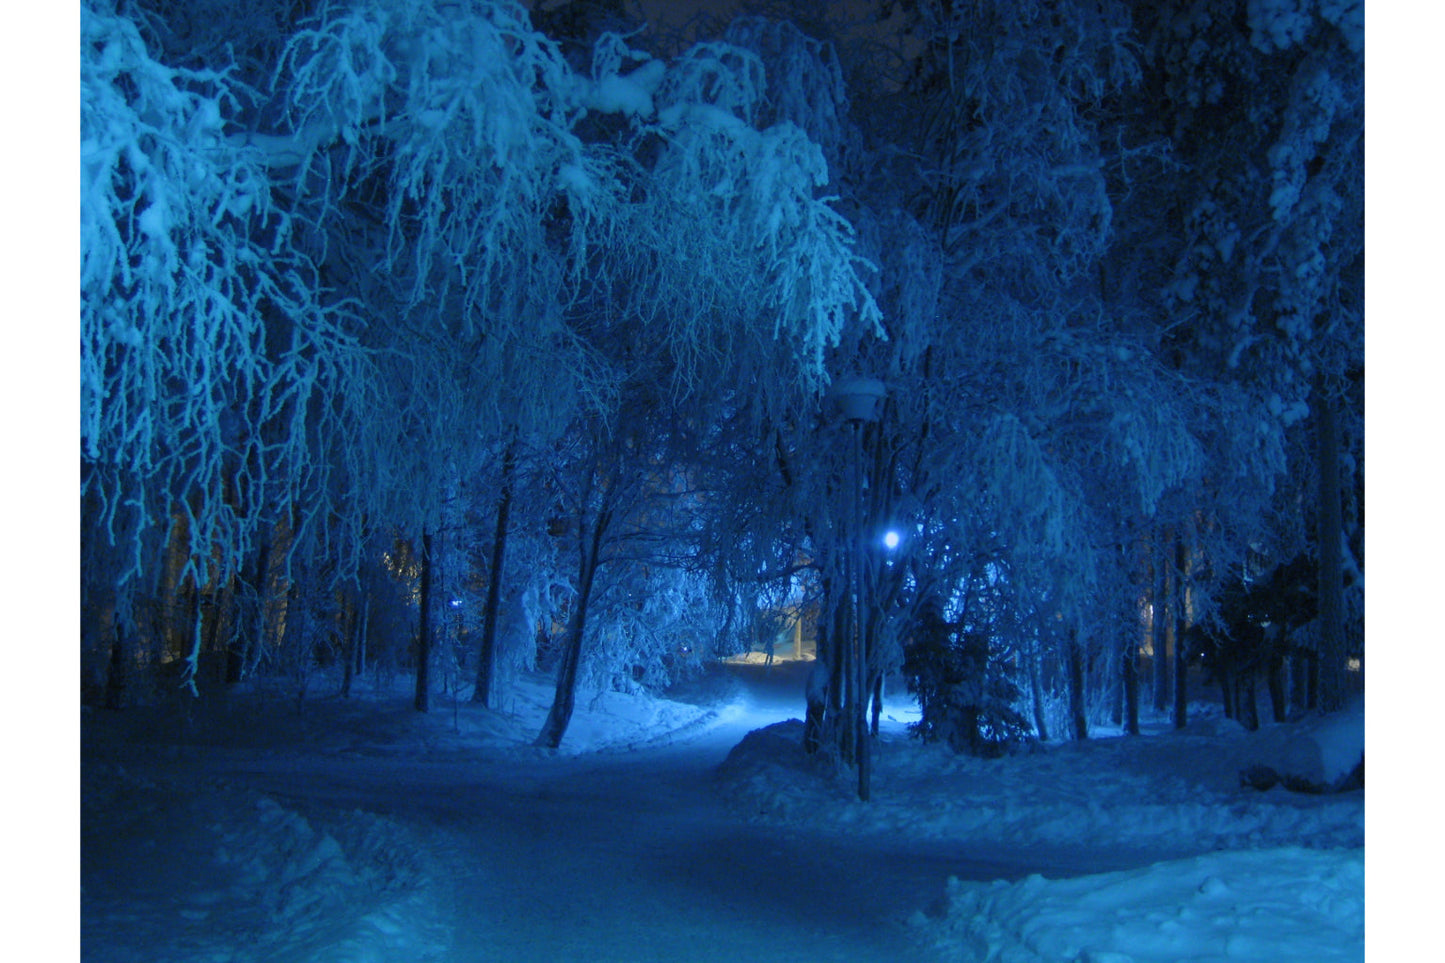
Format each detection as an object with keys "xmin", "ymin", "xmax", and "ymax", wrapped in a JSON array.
[
  {"xmin": 83, "ymin": 660, "xmax": 1363, "ymax": 961},
  {"xmin": 178, "ymin": 663, "xmax": 969, "ymax": 962},
  {"xmin": 91, "ymin": 661, "xmax": 1144, "ymax": 962}
]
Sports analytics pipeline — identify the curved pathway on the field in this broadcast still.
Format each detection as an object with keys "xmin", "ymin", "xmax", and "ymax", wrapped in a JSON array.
[{"xmin": 194, "ymin": 662, "xmax": 1088, "ymax": 961}]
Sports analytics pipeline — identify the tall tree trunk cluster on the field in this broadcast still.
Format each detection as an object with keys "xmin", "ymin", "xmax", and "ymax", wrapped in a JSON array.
[{"xmin": 88, "ymin": 515, "xmax": 290, "ymax": 707}]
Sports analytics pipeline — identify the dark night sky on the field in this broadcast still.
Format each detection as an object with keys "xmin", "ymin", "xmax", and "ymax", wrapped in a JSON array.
[{"xmin": 530, "ymin": 0, "xmax": 916, "ymax": 51}]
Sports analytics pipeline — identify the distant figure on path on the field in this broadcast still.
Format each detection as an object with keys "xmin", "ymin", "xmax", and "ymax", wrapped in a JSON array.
[{"xmin": 764, "ymin": 634, "xmax": 775, "ymax": 667}]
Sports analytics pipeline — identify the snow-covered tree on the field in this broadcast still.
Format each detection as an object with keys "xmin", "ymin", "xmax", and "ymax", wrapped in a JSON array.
[
  {"xmin": 841, "ymin": 0, "xmax": 1210, "ymax": 743},
  {"xmin": 81, "ymin": 0, "xmax": 373, "ymax": 692},
  {"xmin": 81, "ymin": 0, "xmax": 1360, "ymax": 752},
  {"xmin": 1136, "ymin": 0, "xmax": 1364, "ymax": 712},
  {"xmin": 81, "ymin": 0, "xmax": 884, "ymax": 709},
  {"xmin": 682, "ymin": 2, "xmax": 1178, "ymax": 781}
]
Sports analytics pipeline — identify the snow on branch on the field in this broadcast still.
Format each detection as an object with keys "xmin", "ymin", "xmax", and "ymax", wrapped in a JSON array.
[
  {"xmin": 976, "ymin": 412, "xmax": 1080, "ymax": 564},
  {"xmin": 909, "ymin": 0, "xmax": 1139, "ymax": 291},
  {"xmin": 656, "ymin": 40, "xmax": 767, "ymax": 127},
  {"xmin": 721, "ymin": 17, "xmax": 851, "ymax": 159},
  {"xmin": 81, "ymin": 0, "xmax": 370, "ymax": 589},
  {"xmin": 273, "ymin": 6, "xmax": 879, "ymax": 402},
  {"xmin": 582, "ymin": 31, "xmax": 666, "ymax": 119},
  {"xmin": 1103, "ymin": 369, "xmax": 1206, "ymax": 517},
  {"xmin": 275, "ymin": 0, "xmax": 592, "ymax": 332},
  {"xmin": 643, "ymin": 41, "xmax": 881, "ymax": 392}
]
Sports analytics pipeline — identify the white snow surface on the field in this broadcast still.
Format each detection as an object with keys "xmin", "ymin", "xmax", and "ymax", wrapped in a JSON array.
[
  {"xmin": 927, "ymin": 846, "xmax": 1362, "ymax": 963},
  {"xmin": 80, "ymin": 659, "xmax": 1364, "ymax": 962},
  {"xmin": 717, "ymin": 708, "xmax": 1363, "ymax": 854}
]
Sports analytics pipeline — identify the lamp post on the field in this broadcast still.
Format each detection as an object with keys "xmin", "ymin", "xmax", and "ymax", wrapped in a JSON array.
[{"xmin": 829, "ymin": 376, "xmax": 886, "ymax": 802}]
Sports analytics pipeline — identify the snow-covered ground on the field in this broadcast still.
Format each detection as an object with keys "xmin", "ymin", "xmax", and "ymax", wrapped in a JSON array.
[
  {"xmin": 926, "ymin": 846, "xmax": 1362, "ymax": 963},
  {"xmin": 74, "ymin": 658, "xmax": 1366, "ymax": 961},
  {"xmin": 718, "ymin": 699, "xmax": 1363, "ymax": 853},
  {"xmin": 79, "ymin": 668, "xmax": 734, "ymax": 962},
  {"xmin": 717, "ymin": 692, "xmax": 1364, "ymax": 962}
]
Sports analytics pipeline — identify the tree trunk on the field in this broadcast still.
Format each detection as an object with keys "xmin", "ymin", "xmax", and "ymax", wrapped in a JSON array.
[
  {"xmin": 203, "ymin": 575, "xmax": 233, "ymax": 687},
  {"xmin": 284, "ymin": 576, "xmax": 309, "ymax": 710},
  {"xmin": 1314, "ymin": 376, "xmax": 1347, "ymax": 712},
  {"xmin": 535, "ymin": 510, "xmax": 608, "ymax": 749},
  {"xmin": 828, "ymin": 598, "xmax": 846, "ymax": 749},
  {"xmin": 1291, "ymin": 647, "xmax": 1312, "ymax": 713},
  {"xmin": 533, "ymin": 579, "xmax": 591, "ymax": 751},
  {"xmin": 474, "ymin": 442, "xmax": 516, "ymax": 707},
  {"xmin": 1218, "ymin": 664, "xmax": 1234, "ymax": 720},
  {"xmin": 1124, "ymin": 530, "xmax": 1147, "ymax": 736},
  {"xmin": 415, "ymin": 530, "xmax": 434, "ymax": 713},
  {"xmin": 340, "ymin": 585, "xmax": 359, "ymax": 698},
  {"xmin": 1267, "ymin": 648, "xmax": 1288, "ymax": 722},
  {"xmin": 1240, "ymin": 673, "xmax": 1259, "ymax": 731},
  {"xmin": 1029, "ymin": 640, "xmax": 1050, "ymax": 742},
  {"xmin": 1306, "ymin": 646, "xmax": 1320, "ymax": 710},
  {"xmin": 1067, "ymin": 628, "xmax": 1088, "ymax": 741},
  {"xmin": 179, "ymin": 577, "xmax": 204, "ymax": 697},
  {"xmin": 1122, "ymin": 631, "xmax": 1140, "ymax": 736},
  {"xmin": 840, "ymin": 589, "xmax": 857, "ymax": 767},
  {"xmin": 230, "ymin": 538, "xmax": 271, "ymax": 685},
  {"xmin": 104, "ymin": 611, "xmax": 131, "ymax": 710},
  {"xmin": 356, "ymin": 592, "xmax": 370, "ymax": 681},
  {"xmin": 869, "ymin": 671, "xmax": 883, "ymax": 738},
  {"xmin": 804, "ymin": 656, "xmax": 828, "ymax": 755},
  {"xmin": 1154, "ymin": 536, "xmax": 1172, "ymax": 713},
  {"xmin": 1173, "ymin": 537, "xmax": 1190, "ymax": 730},
  {"xmin": 857, "ymin": 710, "xmax": 871, "ymax": 801}
]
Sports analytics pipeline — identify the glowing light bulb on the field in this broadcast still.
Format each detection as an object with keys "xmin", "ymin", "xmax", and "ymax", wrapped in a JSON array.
[{"xmin": 883, "ymin": 530, "xmax": 901, "ymax": 550}]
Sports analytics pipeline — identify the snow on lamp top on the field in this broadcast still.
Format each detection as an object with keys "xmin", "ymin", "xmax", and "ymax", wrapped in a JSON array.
[{"xmin": 829, "ymin": 376, "xmax": 886, "ymax": 423}]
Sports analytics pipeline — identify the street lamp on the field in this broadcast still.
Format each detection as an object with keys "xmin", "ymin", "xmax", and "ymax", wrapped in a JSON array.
[
  {"xmin": 828, "ymin": 375, "xmax": 886, "ymax": 802},
  {"xmin": 830, "ymin": 376, "xmax": 887, "ymax": 423}
]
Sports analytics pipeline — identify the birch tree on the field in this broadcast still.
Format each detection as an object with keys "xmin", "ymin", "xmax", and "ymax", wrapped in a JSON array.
[
  {"xmin": 81, "ymin": 0, "xmax": 373, "ymax": 693},
  {"xmin": 83, "ymin": 0, "xmax": 886, "ymax": 714}
]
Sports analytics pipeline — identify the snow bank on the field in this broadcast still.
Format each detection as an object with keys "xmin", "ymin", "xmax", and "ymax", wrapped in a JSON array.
[
  {"xmin": 921, "ymin": 846, "xmax": 1363, "ymax": 963},
  {"xmin": 544, "ymin": 678, "xmax": 717, "ymax": 755},
  {"xmin": 81, "ymin": 762, "xmax": 449, "ymax": 962},
  {"xmin": 718, "ymin": 716, "xmax": 1364, "ymax": 853},
  {"xmin": 81, "ymin": 670, "xmax": 724, "ymax": 960},
  {"xmin": 718, "ymin": 705, "xmax": 1364, "ymax": 961},
  {"xmin": 1238, "ymin": 696, "xmax": 1364, "ymax": 792},
  {"xmin": 446, "ymin": 670, "xmax": 717, "ymax": 755}
]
